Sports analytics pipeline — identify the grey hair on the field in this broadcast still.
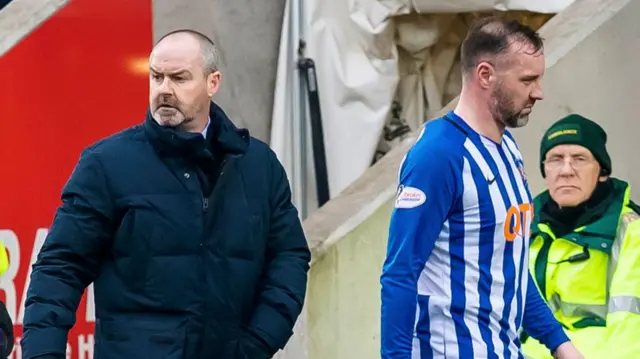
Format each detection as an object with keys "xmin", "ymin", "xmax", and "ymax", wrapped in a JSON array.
[{"xmin": 154, "ymin": 29, "xmax": 220, "ymax": 74}]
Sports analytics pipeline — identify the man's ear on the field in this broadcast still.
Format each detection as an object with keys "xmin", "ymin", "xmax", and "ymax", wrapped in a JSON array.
[
  {"xmin": 207, "ymin": 71, "xmax": 221, "ymax": 97},
  {"xmin": 598, "ymin": 167, "xmax": 610, "ymax": 182},
  {"xmin": 598, "ymin": 171, "xmax": 609, "ymax": 182},
  {"xmin": 476, "ymin": 61, "xmax": 495, "ymax": 89}
]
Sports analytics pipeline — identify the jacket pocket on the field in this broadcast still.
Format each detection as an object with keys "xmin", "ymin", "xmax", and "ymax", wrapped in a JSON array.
[{"xmin": 95, "ymin": 318, "xmax": 187, "ymax": 359}]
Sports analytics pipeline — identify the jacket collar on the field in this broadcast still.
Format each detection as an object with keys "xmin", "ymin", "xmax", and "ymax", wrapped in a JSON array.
[
  {"xmin": 532, "ymin": 178, "xmax": 630, "ymax": 242},
  {"xmin": 144, "ymin": 101, "xmax": 249, "ymax": 158}
]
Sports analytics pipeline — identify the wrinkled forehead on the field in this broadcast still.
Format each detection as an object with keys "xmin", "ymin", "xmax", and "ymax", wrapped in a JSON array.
[
  {"xmin": 149, "ymin": 36, "xmax": 203, "ymax": 71},
  {"xmin": 546, "ymin": 144, "xmax": 592, "ymax": 158}
]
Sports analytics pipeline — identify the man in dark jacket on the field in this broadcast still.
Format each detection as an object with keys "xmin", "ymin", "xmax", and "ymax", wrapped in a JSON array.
[{"xmin": 21, "ymin": 29, "xmax": 311, "ymax": 359}]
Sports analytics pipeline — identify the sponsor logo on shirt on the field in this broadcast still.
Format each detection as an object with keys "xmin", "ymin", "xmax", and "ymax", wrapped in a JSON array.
[
  {"xmin": 503, "ymin": 203, "xmax": 533, "ymax": 241},
  {"xmin": 394, "ymin": 185, "xmax": 426, "ymax": 209}
]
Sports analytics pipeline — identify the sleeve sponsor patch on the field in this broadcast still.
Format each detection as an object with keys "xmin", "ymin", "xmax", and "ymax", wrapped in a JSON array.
[{"xmin": 394, "ymin": 185, "xmax": 426, "ymax": 209}]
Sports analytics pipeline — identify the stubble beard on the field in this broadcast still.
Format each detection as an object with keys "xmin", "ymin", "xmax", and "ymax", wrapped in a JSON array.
[
  {"xmin": 153, "ymin": 108, "xmax": 188, "ymax": 128},
  {"xmin": 153, "ymin": 95, "xmax": 208, "ymax": 131},
  {"xmin": 491, "ymin": 86, "xmax": 530, "ymax": 129}
]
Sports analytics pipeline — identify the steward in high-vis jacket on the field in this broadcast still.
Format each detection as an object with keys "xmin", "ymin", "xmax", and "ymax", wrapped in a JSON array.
[{"xmin": 522, "ymin": 114, "xmax": 640, "ymax": 359}]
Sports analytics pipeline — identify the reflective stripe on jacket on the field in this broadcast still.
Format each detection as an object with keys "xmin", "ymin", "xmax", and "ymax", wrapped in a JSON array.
[{"xmin": 522, "ymin": 178, "xmax": 640, "ymax": 359}]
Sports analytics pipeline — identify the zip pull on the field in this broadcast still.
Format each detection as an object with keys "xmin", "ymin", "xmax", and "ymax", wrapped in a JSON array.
[
  {"xmin": 202, "ymin": 197, "xmax": 209, "ymax": 211},
  {"xmin": 219, "ymin": 159, "xmax": 228, "ymax": 176}
]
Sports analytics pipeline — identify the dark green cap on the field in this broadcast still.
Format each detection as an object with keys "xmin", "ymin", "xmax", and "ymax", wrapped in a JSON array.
[{"xmin": 539, "ymin": 114, "xmax": 611, "ymax": 177}]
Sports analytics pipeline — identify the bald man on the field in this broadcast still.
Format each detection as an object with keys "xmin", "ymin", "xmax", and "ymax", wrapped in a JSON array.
[{"xmin": 21, "ymin": 29, "xmax": 310, "ymax": 359}]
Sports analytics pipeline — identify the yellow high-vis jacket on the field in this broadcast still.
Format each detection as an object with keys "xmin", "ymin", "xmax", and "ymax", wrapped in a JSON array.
[
  {"xmin": 0, "ymin": 240, "xmax": 8, "ymax": 276},
  {"xmin": 522, "ymin": 178, "xmax": 640, "ymax": 359}
]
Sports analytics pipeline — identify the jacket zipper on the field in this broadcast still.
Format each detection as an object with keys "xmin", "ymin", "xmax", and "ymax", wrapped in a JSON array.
[{"xmin": 201, "ymin": 159, "xmax": 229, "ymax": 212}]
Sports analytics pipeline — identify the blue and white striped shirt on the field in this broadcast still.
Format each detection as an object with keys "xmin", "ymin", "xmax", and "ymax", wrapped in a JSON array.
[{"xmin": 381, "ymin": 111, "xmax": 568, "ymax": 359}]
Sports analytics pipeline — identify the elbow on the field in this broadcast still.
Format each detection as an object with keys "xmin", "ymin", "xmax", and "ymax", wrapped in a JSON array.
[
  {"xmin": 381, "ymin": 257, "xmax": 418, "ymax": 287},
  {"xmin": 264, "ymin": 253, "xmax": 310, "ymax": 301},
  {"xmin": 273, "ymin": 247, "xmax": 310, "ymax": 273},
  {"xmin": 34, "ymin": 254, "xmax": 96, "ymax": 289},
  {"xmin": 269, "ymin": 227, "xmax": 311, "ymax": 268},
  {"xmin": 27, "ymin": 250, "xmax": 94, "ymax": 309},
  {"xmin": 293, "ymin": 244, "xmax": 311, "ymax": 266},
  {"xmin": 381, "ymin": 276, "xmax": 417, "ymax": 297},
  {"xmin": 381, "ymin": 268, "xmax": 418, "ymax": 299}
]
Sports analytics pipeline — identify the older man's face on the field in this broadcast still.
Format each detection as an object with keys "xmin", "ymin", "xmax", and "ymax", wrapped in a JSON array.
[{"xmin": 543, "ymin": 144, "xmax": 605, "ymax": 207}]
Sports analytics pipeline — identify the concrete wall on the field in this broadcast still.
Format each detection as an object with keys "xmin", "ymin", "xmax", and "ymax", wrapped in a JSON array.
[
  {"xmin": 152, "ymin": 0, "xmax": 286, "ymax": 143},
  {"xmin": 297, "ymin": 0, "xmax": 636, "ymax": 357},
  {"xmin": 306, "ymin": 200, "xmax": 392, "ymax": 359}
]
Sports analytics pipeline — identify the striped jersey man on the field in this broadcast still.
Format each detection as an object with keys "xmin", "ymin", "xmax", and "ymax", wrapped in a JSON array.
[{"xmin": 380, "ymin": 111, "xmax": 569, "ymax": 358}]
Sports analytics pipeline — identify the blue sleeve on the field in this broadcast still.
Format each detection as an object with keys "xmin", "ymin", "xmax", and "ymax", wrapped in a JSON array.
[
  {"xmin": 245, "ymin": 152, "xmax": 310, "ymax": 355},
  {"xmin": 22, "ymin": 148, "xmax": 114, "ymax": 359},
  {"xmin": 380, "ymin": 143, "xmax": 459, "ymax": 359},
  {"xmin": 522, "ymin": 272, "xmax": 569, "ymax": 352}
]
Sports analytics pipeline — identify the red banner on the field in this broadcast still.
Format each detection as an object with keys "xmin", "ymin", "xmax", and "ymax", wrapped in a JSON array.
[{"xmin": 0, "ymin": 0, "xmax": 152, "ymax": 357}]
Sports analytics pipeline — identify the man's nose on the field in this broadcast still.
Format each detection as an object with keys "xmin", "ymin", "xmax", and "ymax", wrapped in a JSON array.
[
  {"xmin": 157, "ymin": 78, "xmax": 173, "ymax": 95},
  {"xmin": 558, "ymin": 159, "xmax": 574, "ymax": 175},
  {"xmin": 531, "ymin": 82, "xmax": 544, "ymax": 101}
]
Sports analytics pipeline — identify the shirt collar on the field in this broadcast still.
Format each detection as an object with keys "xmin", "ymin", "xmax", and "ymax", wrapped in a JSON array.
[{"xmin": 201, "ymin": 117, "xmax": 211, "ymax": 139}]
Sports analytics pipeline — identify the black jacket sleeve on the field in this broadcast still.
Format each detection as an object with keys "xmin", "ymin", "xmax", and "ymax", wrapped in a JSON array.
[
  {"xmin": 243, "ymin": 151, "xmax": 311, "ymax": 356},
  {"xmin": 21, "ymin": 148, "xmax": 114, "ymax": 359},
  {"xmin": 0, "ymin": 300, "xmax": 13, "ymax": 358}
]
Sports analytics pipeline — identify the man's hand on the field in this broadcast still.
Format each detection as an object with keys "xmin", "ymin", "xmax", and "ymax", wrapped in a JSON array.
[{"xmin": 553, "ymin": 342, "xmax": 585, "ymax": 359}]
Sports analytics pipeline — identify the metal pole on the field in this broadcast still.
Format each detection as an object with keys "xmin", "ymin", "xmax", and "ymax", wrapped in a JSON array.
[
  {"xmin": 298, "ymin": 55, "xmax": 330, "ymax": 207},
  {"xmin": 288, "ymin": 0, "xmax": 304, "ymax": 218},
  {"xmin": 296, "ymin": 0, "xmax": 309, "ymax": 219}
]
